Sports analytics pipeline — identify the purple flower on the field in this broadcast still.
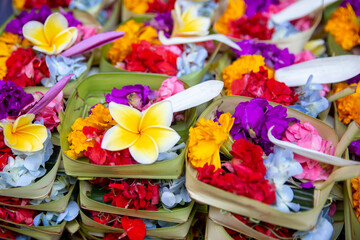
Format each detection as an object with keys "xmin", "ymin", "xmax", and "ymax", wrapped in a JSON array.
[
  {"xmin": 346, "ymin": 73, "xmax": 360, "ymax": 84},
  {"xmin": 234, "ymin": 40, "xmax": 295, "ymax": 70},
  {"xmin": 5, "ymin": 6, "xmax": 81, "ymax": 37},
  {"xmin": 349, "ymin": 139, "xmax": 360, "ymax": 157},
  {"xmin": 230, "ymin": 98, "xmax": 298, "ymax": 155},
  {"xmin": 105, "ymin": 85, "xmax": 156, "ymax": 111},
  {"xmin": 244, "ymin": 0, "xmax": 279, "ymax": 17},
  {"xmin": 145, "ymin": 11, "xmax": 173, "ymax": 38},
  {"xmin": 341, "ymin": 0, "xmax": 360, "ymax": 16},
  {"xmin": 60, "ymin": 9, "xmax": 82, "ymax": 27},
  {"xmin": 0, "ymin": 80, "xmax": 34, "ymax": 120},
  {"xmin": 300, "ymin": 182, "xmax": 315, "ymax": 189},
  {"xmin": 5, "ymin": 5, "xmax": 52, "ymax": 36}
]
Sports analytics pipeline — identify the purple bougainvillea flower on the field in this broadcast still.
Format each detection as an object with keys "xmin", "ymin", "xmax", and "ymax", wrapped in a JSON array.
[{"xmin": 0, "ymin": 80, "xmax": 34, "ymax": 120}]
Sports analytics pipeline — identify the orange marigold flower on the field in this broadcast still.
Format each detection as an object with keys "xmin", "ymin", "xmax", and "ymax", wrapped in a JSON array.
[
  {"xmin": 333, "ymin": 82, "xmax": 360, "ymax": 125},
  {"xmin": 351, "ymin": 176, "xmax": 360, "ymax": 221},
  {"xmin": 325, "ymin": 4, "xmax": 360, "ymax": 51},
  {"xmin": 222, "ymin": 55, "xmax": 274, "ymax": 95},
  {"xmin": 123, "ymin": 0, "xmax": 150, "ymax": 14},
  {"xmin": 215, "ymin": 0, "xmax": 246, "ymax": 35},
  {"xmin": 0, "ymin": 32, "xmax": 31, "ymax": 78},
  {"xmin": 188, "ymin": 113, "xmax": 234, "ymax": 170},
  {"xmin": 65, "ymin": 104, "xmax": 116, "ymax": 159},
  {"xmin": 107, "ymin": 20, "xmax": 160, "ymax": 65}
]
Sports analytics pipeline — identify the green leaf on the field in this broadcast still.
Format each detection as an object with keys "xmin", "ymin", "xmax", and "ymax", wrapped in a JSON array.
[
  {"xmin": 327, "ymin": 34, "xmax": 350, "ymax": 56},
  {"xmin": 88, "ymin": 185, "xmax": 109, "ymax": 204}
]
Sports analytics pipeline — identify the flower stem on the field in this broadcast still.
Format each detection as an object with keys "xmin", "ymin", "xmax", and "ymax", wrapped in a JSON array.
[
  {"xmin": 327, "ymin": 85, "xmax": 357, "ymax": 102},
  {"xmin": 334, "ymin": 121, "xmax": 360, "ymax": 157},
  {"xmin": 220, "ymin": 135, "xmax": 234, "ymax": 159}
]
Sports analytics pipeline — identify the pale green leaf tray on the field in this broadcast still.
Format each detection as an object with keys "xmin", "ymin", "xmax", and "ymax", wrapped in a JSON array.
[
  {"xmin": 0, "ymin": 223, "xmax": 61, "ymax": 240},
  {"xmin": 0, "ymin": 180, "xmax": 76, "ymax": 212},
  {"xmin": 205, "ymin": 217, "xmax": 233, "ymax": 240},
  {"xmin": 0, "ymin": 218, "xmax": 66, "ymax": 235},
  {"xmin": 0, "ymin": 10, "xmax": 98, "ymax": 98},
  {"xmin": 60, "ymin": 73, "xmax": 197, "ymax": 179},
  {"xmin": 0, "ymin": 151, "xmax": 61, "ymax": 199},
  {"xmin": 79, "ymin": 180, "xmax": 194, "ymax": 223},
  {"xmin": 79, "ymin": 204, "xmax": 197, "ymax": 239},
  {"xmin": 185, "ymin": 95, "xmax": 360, "ymax": 231}
]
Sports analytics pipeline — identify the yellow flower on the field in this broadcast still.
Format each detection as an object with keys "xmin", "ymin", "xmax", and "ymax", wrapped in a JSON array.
[
  {"xmin": 107, "ymin": 20, "xmax": 159, "ymax": 65},
  {"xmin": 188, "ymin": 113, "xmax": 234, "ymax": 170},
  {"xmin": 101, "ymin": 101, "xmax": 180, "ymax": 164},
  {"xmin": 65, "ymin": 104, "xmax": 116, "ymax": 159},
  {"xmin": 13, "ymin": 0, "xmax": 26, "ymax": 10},
  {"xmin": 171, "ymin": 2, "xmax": 211, "ymax": 37},
  {"xmin": 3, "ymin": 114, "xmax": 47, "ymax": 152},
  {"xmin": 215, "ymin": 0, "xmax": 246, "ymax": 35},
  {"xmin": 123, "ymin": 0, "xmax": 150, "ymax": 14},
  {"xmin": 23, "ymin": 13, "xmax": 78, "ymax": 55},
  {"xmin": 351, "ymin": 176, "xmax": 360, "ymax": 221},
  {"xmin": 333, "ymin": 82, "xmax": 360, "ymax": 125},
  {"xmin": 0, "ymin": 32, "xmax": 31, "ymax": 78},
  {"xmin": 222, "ymin": 55, "xmax": 274, "ymax": 95},
  {"xmin": 325, "ymin": 4, "xmax": 360, "ymax": 51}
]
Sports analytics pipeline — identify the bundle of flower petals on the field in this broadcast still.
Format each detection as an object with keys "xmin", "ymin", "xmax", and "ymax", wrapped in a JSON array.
[{"xmin": 188, "ymin": 98, "xmax": 336, "ymax": 212}]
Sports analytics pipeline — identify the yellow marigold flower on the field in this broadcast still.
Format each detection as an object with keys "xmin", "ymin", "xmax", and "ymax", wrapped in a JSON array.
[
  {"xmin": 0, "ymin": 32, "xmax": 31, "ymax": 78},
  {"xmin": 188, "ymin": 113, "xmax": 234, "ymax": 170},
  {"xmin": 333, "ymin": 82, "xmax": 360, "ymax": 125},
  {"xmin": 13, "ymin": 0, "xmax": 26, "ymax": 10},
  {"xmin": 123, "ymin": 0, "xmax": 150, "ymax": 14},
  {"xmin": 215, "ymin": 0, "xmax": 246, "ymax": 35},
  {"xmin": 222, "ymin": 55, "xmax": 274, "ymax": 95},
  {"xmin": 107, "ymin": 20, "xmax": 160, "ymax": 65},
  {"xmin": 351, "ymin": 176, "xmax": 360, "ymax": 221},
  {"xmin": 65, "ymin": 104, "xmax": 116, "ymax": 159},
  {"xmin": 325, "ymin": 4, "xmax": 360, "ymax": 51}
]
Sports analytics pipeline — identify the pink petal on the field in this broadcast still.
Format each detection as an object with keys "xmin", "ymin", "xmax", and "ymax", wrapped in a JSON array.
[
  {"xmin": 61, "ymin": 31, "xmax": 124, "ymax": 57},
  {"xmin": 27, "ymin": 74, "xmax": 73, "ymax": 115}
]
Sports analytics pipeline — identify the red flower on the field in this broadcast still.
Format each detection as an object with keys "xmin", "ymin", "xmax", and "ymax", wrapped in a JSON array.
[
  {"xmin": 0, "ymin": 227, "xmax": 18, "ymax": 240},
  {"xmin": 24, "ymin": 0, "xmax": 70, "ymax": 8},
  {"xmin": 231, "ymin": 67, "xmax": 298, "ymax": 106},
  {"xmin": 228, "ymin": 13, "xmax": 274, "ymax": 40},
  {"xmin": 5, "ymin": 48, "xmax": 49, "ymax": 87},
  {"xmin": 103, "ymin": 179, "xmax": 160, "ymax": 211},
  {"xmin": 84, "ymin": 130, "xmax": 138, "ymax": 166},
  {"xmin": 147, "ymin": 0, "xmax": 176, "ymax": 13},
  {"xmin": 121, "ymin": 216, "xmax": 146, "ymax": 240},
  {"xmin": 124, "ymin": 41, "xmax": 180, "ymax": 76},
  {"xmin": 0, "ymin": 135, "xmax": 13, "ymax": 171},
  {"xmin": 0, "ymin": 206, "xmax": 35, "ymax": 226},
  {"xmin": 197, "ymin": 139, "xmax": 276, "ymax": 204},
  {"xmin": 230, "ymin": 138, "xmax": 266, "ymax": 176}
]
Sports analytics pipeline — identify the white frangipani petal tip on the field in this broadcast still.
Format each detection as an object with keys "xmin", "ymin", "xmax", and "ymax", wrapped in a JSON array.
[{"xmin": 275, "ymin": 55, "xmax": 360, "ymax": 87}]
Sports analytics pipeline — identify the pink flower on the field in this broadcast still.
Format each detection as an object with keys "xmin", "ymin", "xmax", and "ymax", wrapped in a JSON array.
[
  {"xmin": 156, "ymin": 77, "xmax": 184, "ymax": 101},
  {"xmin": 75, "ymin": 25, "xmax": 99, "ymax": 43},
  {"xmin": 34, "ymin": 91, "xmax": 64, "ymax": 131},
  {"xmin": 267, "ymin": 0, "xmax": 296, "ymax": 14},
  {"xmin": 294, "ymin": 50, "xmax": 315, "ymax": 64},
  {"xmin": 320, "ymin": 84, "xmax": 330, "ymax": 97},
  {"xmin": 282, "ymin": 122, "xmax": 334, "ymax": 182},
  {"xmin": 162, "ymin": 45, "xmax": 182, "ymax": 56}
]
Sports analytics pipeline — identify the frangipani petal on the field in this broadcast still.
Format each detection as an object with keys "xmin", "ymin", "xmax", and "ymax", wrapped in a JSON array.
[
  {"xmin": 17, "ymin": 124, "xmax": 48, "ymax": 143},
  {"xmin": 129, "ymin": 134, "xmax": 158, "ymax": 164},
  {"xmin": 33, "ymin": 45, "xmax": 56, "ymax": 55},
  {"xmin": 171, "ymin": 2, "xmax": 210, "ymax": 37},
  {"xmin": 101, "ymin": 125, "xmax": 140, "ymax": 151},
  {"xmin": 140, "ymin": 101, "xmax": 173, "ymax": 130},
  {"xmin": 52, "ymin": 28, "xmax": 78, "ymax": 54},
  {"xmin": 3, "ymin": 114, "xmax": 47, "ymax": 152},
  {"xmin": 142, "ymin": 126, "xmax": 180, "ymax": 152},
  {"xmin": 13, "ymin": 114, "xmax": 35, "ymax": 130},
  {"xmin": 22, "ymin": 21, "xmax": 48, "ymax": 46},
  {"xmin": 44, "ymin": 13, "xmax": 69, "ymax": 43},
  {"xmin": 109, "ymin": 102, "xmax": 142, "ymax": 133}
]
